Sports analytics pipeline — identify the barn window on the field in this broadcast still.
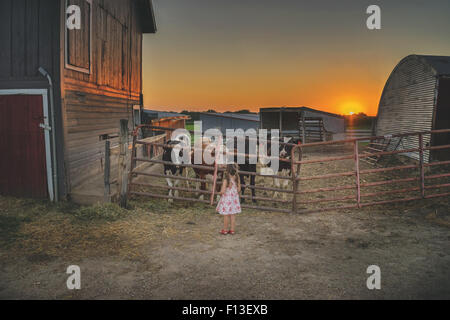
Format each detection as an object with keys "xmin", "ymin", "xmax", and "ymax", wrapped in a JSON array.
[{"xmin": 65, "ymin": 0, "xmax": 92, "ymax": 74}]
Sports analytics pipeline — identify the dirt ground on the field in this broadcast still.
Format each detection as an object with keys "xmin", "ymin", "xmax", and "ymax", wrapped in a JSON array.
[{"xmin": 1, "ymin": 144, "xmax": 450, "ymax": 299}]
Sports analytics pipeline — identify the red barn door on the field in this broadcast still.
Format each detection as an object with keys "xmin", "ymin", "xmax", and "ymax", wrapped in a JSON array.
[{"xmin": 0, "ymin": 95, "xmax": 48, "ymax": 198}]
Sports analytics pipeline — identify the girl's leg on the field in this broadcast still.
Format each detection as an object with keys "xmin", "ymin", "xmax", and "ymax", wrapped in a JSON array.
[
  {"xmin": 223, "ymin": 215, "xmax": 230, "ymax": 231},
  {"xmin": 230, "ymin": 214, "xmax": 236, "ymax": 231}
]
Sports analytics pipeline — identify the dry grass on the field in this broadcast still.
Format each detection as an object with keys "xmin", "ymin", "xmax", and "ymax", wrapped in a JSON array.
[
  {"xmin": 1, "ymin": 142, "xmax": 449, "ymax": 267},
  {"xmin": 0, "ymin": 194, "xmax": 263, "ymax": 265}
]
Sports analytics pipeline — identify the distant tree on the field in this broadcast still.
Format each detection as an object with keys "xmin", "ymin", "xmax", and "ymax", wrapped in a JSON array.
[
  {"xmin": 233, "ymin": 109, "xmax": 254, "ymax": 114},
  {"xmin": 344, "ymin": 112, "xmax": 374, "ymax": 129},
  {"xmin": 206, "ymin": 109, "xmax": 217, "ymax": 113}
]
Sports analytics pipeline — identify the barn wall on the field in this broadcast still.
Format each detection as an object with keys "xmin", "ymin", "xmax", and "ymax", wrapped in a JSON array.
[
  {"xmin": 281, "ymin": 111, "xmax": 300, "ymax": 131},
  {"xmin": 0, "ymin": 0, "xmax": 67, "ymax": 198},
  {"xmin": 63, "ymin": 0, "xmax": 143, "ymax": 98},
  {"xmin": 0, "ymin": 0, "xmax": 60, "ymax": 88},
  {"xmin": 61, "ymin": 0, "xmax": 144, "ymax": 193},
  {"xmin": 303, "ymin": 110, "xmax": 345, "ymax": 134},
  {"xmin": 64, "ymin": 91, "xmax": 134, "ymax": 191},
  {"xmin": 261, "ymin": 111, "xmax": 280, "ymax": 130},
  {"xmin": 375, "ymin": 56, "xmax": 438, "ymax": 162}
]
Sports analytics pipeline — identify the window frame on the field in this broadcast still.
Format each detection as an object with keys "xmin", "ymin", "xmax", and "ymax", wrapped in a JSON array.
[{"xmin": 64, "ymin": 0, "xmax": 93, "ymax": 74}]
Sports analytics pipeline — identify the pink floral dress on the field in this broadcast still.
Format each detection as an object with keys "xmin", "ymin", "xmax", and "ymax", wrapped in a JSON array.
[{"xmin": 216, "ymin": 179, "xmax": 241, "ymax": 215}]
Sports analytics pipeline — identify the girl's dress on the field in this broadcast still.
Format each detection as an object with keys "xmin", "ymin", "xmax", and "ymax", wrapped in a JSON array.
[{"xmin": 216, "ymin": 179, "xmax": 241, "ymax": 215}]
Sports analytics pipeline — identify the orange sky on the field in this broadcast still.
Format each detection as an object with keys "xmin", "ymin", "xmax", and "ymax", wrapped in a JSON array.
[{"xmin": 142, "ymin": 0, "xmax": 450, "ymax": 116}]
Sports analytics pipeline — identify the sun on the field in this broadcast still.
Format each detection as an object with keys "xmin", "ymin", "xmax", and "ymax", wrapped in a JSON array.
[{"xmin": 339, "ymin": 101, "xmax": 363, "ymax": 116}]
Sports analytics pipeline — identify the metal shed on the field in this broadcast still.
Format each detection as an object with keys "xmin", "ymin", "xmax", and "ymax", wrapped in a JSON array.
[
  {"xmin": 375, "ymin": 55, "xmax": 450, "ymax": 162},
  {"xmin": 260, "ymin": 107, "xmax": 345, "ymax": 142},
  {"xmin": 199, "ymin": 112, "xmax": 260, "ymax": 134}
]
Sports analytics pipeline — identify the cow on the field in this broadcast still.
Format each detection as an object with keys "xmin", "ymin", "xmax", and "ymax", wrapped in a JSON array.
[
  {"xmin": 228, "ymin": 134, "xmax": 270, "ymax": 203},
  {"xmin": 190, "ymin": 137, "xmax": 223, "ymax": 201},
  {"xmin": 162, "ymin": 140, "xmax": 186, "ymax": 202},
  {"xmin": 267, "ymin": 136, "xmax": 302, "ymax": 199}
]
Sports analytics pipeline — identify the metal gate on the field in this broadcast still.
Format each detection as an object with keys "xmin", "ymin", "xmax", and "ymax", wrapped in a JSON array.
[
  {"xmin": 126, "ymin": 125, "xmax": 301, "ymax": 213},
  {"xmin": 294, "ymin": 129, "xmax": 450, "ymax": 214},
  {"xmin": 126, "ymin": 125, "xmax": 450, "ymax": 214}
]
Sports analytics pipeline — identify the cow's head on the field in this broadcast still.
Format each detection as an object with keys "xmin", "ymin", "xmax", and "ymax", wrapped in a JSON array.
[
  {"xmin": 164, "ymin": 140, "xmax": 183, "ymax": 155},
  {"xmin": 279, "ymin": 136, "xmax": 301, "ymax": 158}
]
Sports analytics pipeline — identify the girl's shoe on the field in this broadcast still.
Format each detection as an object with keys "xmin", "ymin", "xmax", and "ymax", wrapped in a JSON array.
[
  {"xmin": 228, "ymin": 230, "xmax": 235, "ymax": 235},
  {"xmin": 220, "ymin": 229, "xmax": 228, "ymax": 235}
]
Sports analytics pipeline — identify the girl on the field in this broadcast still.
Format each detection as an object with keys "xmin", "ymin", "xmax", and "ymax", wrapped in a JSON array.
[{"xmin": 216, "ymin": 164, "xmax": 241, "ymax": 235}]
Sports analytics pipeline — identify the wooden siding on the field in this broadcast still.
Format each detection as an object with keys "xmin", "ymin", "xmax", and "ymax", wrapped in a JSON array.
[
  {"xmin": 63, "ymin": 0, "xmax": 143, "ymax": 99},
  {"xmin": 0, "ymin": 0, "xmax": 67, "ymax": 198},
  {"xmin": 64, "ymin": 91, "xmax": 134, "ymax": 191},
  {"xmin": 0, "ymin": 0, "xmax": 60, "ymax": 88},
  {"xmin": 0, "ymin": 0, "xmax": 149, "ymax": 197},
  {"xmin": 376, "ymin": 56, "xmax": 438, "ymax": 162},
  {"xmin": 62, "ymin": 0, "xmax": 145, "ymax": 194}
]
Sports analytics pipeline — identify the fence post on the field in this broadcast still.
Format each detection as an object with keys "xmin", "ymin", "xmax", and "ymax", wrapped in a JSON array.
[
  {"xmin": 354, "ymin": 140, "xmax": 361, "ymax": 208},
  {"xmin": 291, "ymin": 145, "xmax": 299, "ymax": 214},
  {"xmin": 118, "ymin": 119, "xmax": 129, "ymax": 208},
  {"xmin": 418, "ymin": 133, "xmax": 425, "ymax": 198},
  {"xmin": 104, "ymin": 140, "xmax": 111, "ymax": 202},
  {"xmin": 300, "ymin": 111, "xmax": 306, "ymax": 143},
  {"xmin": 210, "ymin": 136, "xmax": 222, "ymax": 205}
]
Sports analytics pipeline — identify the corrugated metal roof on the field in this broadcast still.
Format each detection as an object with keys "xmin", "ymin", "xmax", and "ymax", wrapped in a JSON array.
[
  {"xmin": 418, "ymin": 55, "xmax": 450, "ymax": 76},
  {"xmin": 201, "ymin": 112, "xmax": 260, "ymax": 122},
  {"xmin": 139, "ymin": 0, "xmax": 157, "ymax": 33},
  {"xmin": 376, "ymin": 54, "xmax": 442, "ymax": 163},
  {"xmin": 260, "ymin": 106, "xmax": 344, "ymax": 119}
]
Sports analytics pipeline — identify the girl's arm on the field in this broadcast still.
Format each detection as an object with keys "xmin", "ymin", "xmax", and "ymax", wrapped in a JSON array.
[
  {"xmin": 220, "ymin": 179, "xmax": 227, "ymax": 195},
  {"xmin": 236, "ymin": 174, "xmax": 241, "ymax": 191}
]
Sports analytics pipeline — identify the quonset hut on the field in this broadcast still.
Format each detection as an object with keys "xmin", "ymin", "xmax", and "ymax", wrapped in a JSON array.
[{"xmin": 375, "ymin": 55, "xmax": 450, "ymax": 162}]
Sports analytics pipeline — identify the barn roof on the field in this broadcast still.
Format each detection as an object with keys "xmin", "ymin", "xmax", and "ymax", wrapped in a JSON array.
[
  {"xmin": 200, "ymin": 112, "xmax": 260, "ymax": 122},
  {"xmin": 138, "ymin": 0, "xmax": 157, "ymax": 33},
  {"xmin": 417, "ymin": 55, "xmax": 450, "ymax": 76},
  {"xmin": 260, "ymin": 107, "xmax": 344, "ymax": 119}
]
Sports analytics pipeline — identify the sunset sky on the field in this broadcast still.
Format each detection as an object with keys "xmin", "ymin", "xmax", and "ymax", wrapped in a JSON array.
[{"xmin": 142, "ymin": 0, "xmax": 450, "ymax": 116}]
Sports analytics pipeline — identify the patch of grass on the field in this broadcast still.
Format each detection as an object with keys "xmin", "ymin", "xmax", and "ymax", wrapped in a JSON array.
[
  {"xmin": 71, "ymin": 203, "xmax": 128, "ymax": 222},
  {"xmin": 0, "ymin": 215, "xmax": 30, "ymax": 244},
  {"xmin": 185, "ymin": 123, "xmax": 194, "ymax": 132}
]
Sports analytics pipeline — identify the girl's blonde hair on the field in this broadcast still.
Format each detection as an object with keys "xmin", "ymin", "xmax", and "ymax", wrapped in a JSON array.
[{"xmin": 224, "ymin": 163, "xmax": 239, "ymax": 187}]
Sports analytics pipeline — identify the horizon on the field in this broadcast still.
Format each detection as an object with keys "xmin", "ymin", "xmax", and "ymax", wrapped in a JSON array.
[
  {"xmin": 142, "ymin": 0, "xmax": 450, "ymax": 116},
  {"xmin": 141, "ymin": 106, "xmax": 375, "ymax": 117}
]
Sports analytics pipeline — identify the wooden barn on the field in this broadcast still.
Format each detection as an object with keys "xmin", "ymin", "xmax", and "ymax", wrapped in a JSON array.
[
  {"xmin": 0, "ymin": 0, "xmax": 156, "ymax": 202},
  {"xmin": 260, "ymin": 107, "xmax": 345, "ymax": 142},
  {"xmin": 375, "ymin": 55, "xmax": 450, "ymax": 162}
]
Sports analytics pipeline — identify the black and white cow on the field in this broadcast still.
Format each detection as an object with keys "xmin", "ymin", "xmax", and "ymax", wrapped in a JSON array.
[
  {"xmin": 262, "ymin": 136, "xmax": 301, "ymax": 199},
  {"xmin": 228, "ymin": 135, "xmax": 263, "ymax": 203},
  {"xmin": 162, "ymin": 140, "xmax": 185, "ymax": 202}
]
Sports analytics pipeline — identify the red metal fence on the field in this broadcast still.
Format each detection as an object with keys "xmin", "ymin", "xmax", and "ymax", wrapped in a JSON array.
[
  {"xmin": 294, "ymin": 129, "xmax": 450, "ymax": 214},
  {"xmin": 127, "ymin": 125, "xmax": 301, "ymax": 213},
  {"xmin": 125, "ymin": 125, "xmax": 450, "ymax": 214}
]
